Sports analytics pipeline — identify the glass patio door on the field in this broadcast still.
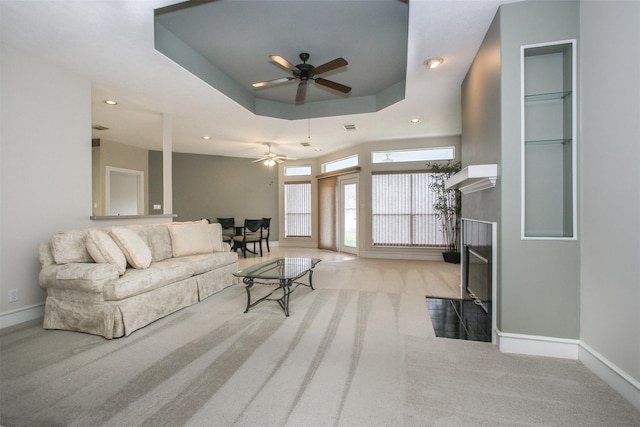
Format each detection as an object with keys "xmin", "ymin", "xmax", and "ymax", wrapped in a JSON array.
[{"xmin": 339, "ymin": 177, "xmax": 358, "ymax": 255}]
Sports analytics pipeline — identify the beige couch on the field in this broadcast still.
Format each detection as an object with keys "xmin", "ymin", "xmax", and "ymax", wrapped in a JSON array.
[{"xmin": 38, "ymin": 220, "xmax": 239, "ymax": 339}]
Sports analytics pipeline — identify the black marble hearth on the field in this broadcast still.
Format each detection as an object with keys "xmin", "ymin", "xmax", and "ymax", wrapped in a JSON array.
[{"xmin": 426, "ymin": 297, "xmax": 492, "ymax": 342}]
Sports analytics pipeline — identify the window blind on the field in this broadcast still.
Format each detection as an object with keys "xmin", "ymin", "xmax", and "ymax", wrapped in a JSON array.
[
  {"xmin": 371, "ymin": 172, "xmax": 444, "ymax": 247},
  {"xmin": 284, "ymin": 182, "xmax": 311, "ymax": 237}
]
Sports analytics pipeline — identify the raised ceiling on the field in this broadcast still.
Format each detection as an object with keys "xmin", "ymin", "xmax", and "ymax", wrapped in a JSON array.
[
  {"xmin": 1, "ymin": 0, "xmax": 516, "ymax": 161},
  {"xmin": 154, "ymin": 0, "xmax": 409, "ymax": 120}
]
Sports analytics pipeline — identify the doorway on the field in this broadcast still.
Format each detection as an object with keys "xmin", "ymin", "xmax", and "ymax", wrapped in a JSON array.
[
  {"xmin": 339, "ymin": 176, "xmax": 358, "ymax": 255},
  {"xmin": 106, "ymin": 166, "xmax": 144, "ymax": 215}
]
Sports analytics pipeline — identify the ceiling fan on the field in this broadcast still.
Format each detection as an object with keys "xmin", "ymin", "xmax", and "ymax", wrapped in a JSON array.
[
  {"xmin": 252, "ymin": 143, "xmax": 297, "ymax": 166},
  {"xmin": 252, "ymin": 52, "xmax": 351, "ymax": 104}
]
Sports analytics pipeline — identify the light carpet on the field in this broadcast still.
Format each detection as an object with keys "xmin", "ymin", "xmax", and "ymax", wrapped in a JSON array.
[{"xmin": 1, "ymin": 249, "xmax": 639, "ymax": 426}]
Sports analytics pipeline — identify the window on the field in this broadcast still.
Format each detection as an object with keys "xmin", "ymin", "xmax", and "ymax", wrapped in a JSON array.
[
  {"xmin": 371, "ymin": 147, "xmax": 455, "ymax": 164},
  {"xmin": 371, "ymin": 172, "xmax": 444, "ymax": 246},
  {"xmin": 284, "ymin": 165, "xmax": 311, "ymax": 176},
  {"xmin": 322, "ymin": 155, "xmax": 358, "ymax": 173},
  {"xmin": 284, "ymin": 182, "xmax": 311, "ymax": 237}
]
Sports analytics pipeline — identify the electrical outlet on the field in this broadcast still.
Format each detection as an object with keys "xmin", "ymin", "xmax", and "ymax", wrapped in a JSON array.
[{"xmin": 8, "ymin": 289, "xmax": 18, "ymax": 303}]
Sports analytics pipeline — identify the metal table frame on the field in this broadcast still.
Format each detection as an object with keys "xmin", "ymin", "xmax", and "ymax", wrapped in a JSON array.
[{"xmin": 233, "ymin": 257, "xmax": 321, "ymax": 317}]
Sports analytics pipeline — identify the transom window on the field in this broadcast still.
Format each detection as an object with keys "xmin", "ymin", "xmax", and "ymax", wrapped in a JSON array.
[
  {"xmin": 284, "ymin": 165, "xmax": 311, "ymax": 176},
  {"xmin": 371, "ymin": 147, "xmax": 455, "ymax": 164},
  {"xmin": 322, "ymin": 155, "xmax": 358, "ymax": 173}
]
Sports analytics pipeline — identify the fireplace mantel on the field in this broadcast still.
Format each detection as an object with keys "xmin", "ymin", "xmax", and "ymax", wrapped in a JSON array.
[{"xmin": 445, "ymin": 164, "xmax": 497, "ymax": 194}]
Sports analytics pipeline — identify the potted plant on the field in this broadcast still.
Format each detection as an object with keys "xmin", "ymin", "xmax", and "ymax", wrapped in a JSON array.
[{"xmin": 426, "ymin": 160, "xmax": 462, "ymax": 263}]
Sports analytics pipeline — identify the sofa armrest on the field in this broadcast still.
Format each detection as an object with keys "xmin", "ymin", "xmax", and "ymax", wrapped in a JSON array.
[{"xmin": 39, "ymin": 263, "xmax": 120, "ymax": 293}]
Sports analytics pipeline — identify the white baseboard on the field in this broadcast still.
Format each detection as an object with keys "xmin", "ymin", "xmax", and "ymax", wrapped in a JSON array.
[
  {"xmin": 579, "ymin": 342, "xmax": 640, "ymax": 411},
  {"xmin": 0, "ymin": 303, "xmax": 44, "ymax": 330},
  {"xmin": 496, "ymin": 329, "xmax": 640, "ymax": 411},
  {"xmin": 496, "ymin": 329, "xmax": 580, "ymax": 359},
  {"xmin": 359, "ymin": 250, "xmax": 443, "ymax": 261}
]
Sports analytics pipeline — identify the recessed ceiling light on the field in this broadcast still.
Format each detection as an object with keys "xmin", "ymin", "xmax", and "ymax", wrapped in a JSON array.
[
  {"xmin": 104, "ymin": 99, "xmax": 118, "ymax": 105},
  {"xmin": 201, "ymin": 135, "xmax": 211, "ymax": 140},
  {"xmin": 410, "ymin": 118, "xmax": 420, "ymax": 123},
  {"xmin": 424, "ymin": 57, "xmax": 444, "ymax": 69},
  {"xmin": 315, "ymin": 148, "xmax": 322, "ymax": 152}
]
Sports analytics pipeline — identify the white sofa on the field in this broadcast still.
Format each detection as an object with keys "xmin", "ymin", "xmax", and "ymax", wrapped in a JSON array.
[{"xmin": 38, "ymin": 220, "xmax": 239, "ymax": 339}]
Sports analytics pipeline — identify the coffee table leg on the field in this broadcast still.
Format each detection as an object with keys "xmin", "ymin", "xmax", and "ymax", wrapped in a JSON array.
[
  {"xmin": 243, "ymin": 277, "xmax": 254, "ymax": 314},
  {"xmin": 308, "ymin": 268, "xmax": 315, "ymax": 290}
]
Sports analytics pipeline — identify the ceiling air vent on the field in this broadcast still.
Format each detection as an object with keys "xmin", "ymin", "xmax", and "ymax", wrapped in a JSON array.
[
  {"xmin": 344, "ymin": 124, "xmax": 356, "ymax": 131},
  {"xmin": 92, "ymin": 124, "xmax": 109, "ymax": 131},
  {"xmin": 300, "ymin": 142, "xmax": 311, "ymax": 147}
]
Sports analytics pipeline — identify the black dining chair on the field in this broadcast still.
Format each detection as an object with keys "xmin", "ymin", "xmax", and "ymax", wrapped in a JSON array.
[
  {"xmin": 232, "ymin": 219, "xmax": 263, "ymax": 258},
  {"xmin": 261, "ymin": 217, "xmax": 272, "ymax": 252},
  {"xmin": 217, "ymin": 217, "xmax": 235, "ymax": 243}
]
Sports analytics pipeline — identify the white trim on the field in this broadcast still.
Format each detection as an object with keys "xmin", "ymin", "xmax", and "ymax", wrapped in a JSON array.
[
  {"xmin": 496, "ymin": 329, "xmax": 580, "ymax": 359},
  {"xmin": 579, "ymin": 342, "xmax": 640, "ymax": 411},
  {"xmin": 359, "ymin": 250, "xmax": 443, "ymax": 261},
  {"xmin": 0, "ymin": 303, "xmax": 45, "ymax": 330},
  {"xmin": 496, "ymin": 330, "xmax": 640, "ymax": 411}
]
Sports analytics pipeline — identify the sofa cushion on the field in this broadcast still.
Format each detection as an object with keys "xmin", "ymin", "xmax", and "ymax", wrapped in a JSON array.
[
  {"xmin": 169, "ymin": 222, "xmax": 213, "ymax": 257},
  {"xmin": 128, "ymin": 224, "xmax": 173, "ymax": 262},
  {"xmin": 110, "ymin": 227, "xmax": 152, "ymax": 269},
  {"xmin": 172, "ymin": 252, "xmax": 238, "ymax": 275},
  {"xmin": 103, "ymin": 261, "xmax": 194, "ymax": 300},
  {"xmin": 207, "ymin": 223, "xmax": 226, "ymax": 252},
  {"xmin": 85, "ymin": 230, "xmax": 127, "ymax": 275},
  {"xmin": 50, "ymin": 230, "xmax": 93, "ymax": 264},
  {"xmin": 40, "ymin": 263, "xmax": 120, "ymax": 293}
]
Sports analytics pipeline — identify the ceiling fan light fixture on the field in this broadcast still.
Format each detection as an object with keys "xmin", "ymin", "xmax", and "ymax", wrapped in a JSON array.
[
  {"xmin": 264, "ymin": 158, "xmax": 276, "ymax": 167},
  {"xmin": 424, "ymin": 57, "xmax": 444, "ymax": 69}
]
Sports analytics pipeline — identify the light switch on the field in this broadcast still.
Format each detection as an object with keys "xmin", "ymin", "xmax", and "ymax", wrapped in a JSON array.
[{"xmin": 153, "ymin": 204, "xmax": 161, "ymax": 210}]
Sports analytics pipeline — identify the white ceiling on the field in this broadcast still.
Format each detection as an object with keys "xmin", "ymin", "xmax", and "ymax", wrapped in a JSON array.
[{"xmin": 1, "ymin": 0, "xmax": 516, "ymax": 162}]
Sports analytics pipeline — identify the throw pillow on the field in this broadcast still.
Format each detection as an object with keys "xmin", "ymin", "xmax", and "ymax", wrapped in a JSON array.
[
  {"xmin": 110, "ymin": 227, "xmax": 152, "ymax": 269},
  {"xmin": 85, "ymin": 229, "xmax": 127, "ymax": 275},
  {"xmin": 169, "ymin": 222, "xmax": 213, "ymax": 257},
  {"xmin": 50, "ymin": 230, "xmax": 93, "ymax": 264},
  {"xmin": 207, "ymin": 223, "xmax": 226, "ymax": 252}
]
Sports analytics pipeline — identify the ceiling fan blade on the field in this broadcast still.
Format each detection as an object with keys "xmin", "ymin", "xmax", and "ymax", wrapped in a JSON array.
[
  {"xmin": 275, "ymin": 158, "xmax": 285, "ymax": 164},
  {"xmin": 313, "ymin": 57, "xmax": 348, "ymax": 75},
  {"xmin": 252, "ymin": 77, "xmax": 293, "ymax": 88},
  {"xmin": 315, "ymin": 77, "xmax": 352, "ymax": 94},
  {"xmin": 295, "ymin": 81, "xmax": 307, "ymax": 104},
  {"xmin": 252, "ymin": 157, "xmax": 268, "ymax": 163},
  {"xmin": 269, "ymin": 55, "xmax": 297, "ymax": 71}
]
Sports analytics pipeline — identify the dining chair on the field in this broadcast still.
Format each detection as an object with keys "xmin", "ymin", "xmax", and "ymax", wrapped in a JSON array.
[
  {"xmin": 261, "ymin": 217, "xmax": 272, "ymax": 252},
  {"xmin": 217, "ymin": 217, "xmax": 235, "ymax": 243},
  {"xmin": 232, "ymin": 219, "xmax": 263, "ymax": 258}
]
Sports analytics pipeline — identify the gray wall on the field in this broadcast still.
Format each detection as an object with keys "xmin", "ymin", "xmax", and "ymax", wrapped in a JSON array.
[
  {"xmin": 161, "ymin": 152, "xmax": 280, "ymax": 238},
  {"xmin": 579, "ymin": 0, "xmax": 640, "ymax": 384},
  {"xmin": 498, "ymin": 0, "xmax": 580, "ymax": 338},
  {"xmin": 460, "ymin": 10, "xmax": 502, "ymax": 324}
]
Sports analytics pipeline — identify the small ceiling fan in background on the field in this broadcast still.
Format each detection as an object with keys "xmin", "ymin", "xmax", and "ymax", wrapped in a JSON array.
[
  {"xmin": 252, "ymin": 143, "xmax": 297, "ymax": 166},
  {"xmin": 252, "ymin": 52, "xmax": 351, "ymax": 104}
]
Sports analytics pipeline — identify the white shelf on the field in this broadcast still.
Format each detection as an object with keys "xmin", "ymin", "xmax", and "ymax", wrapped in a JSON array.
[{"xmin": 445, "ymin": 164, "xmax": 498, "ymax": 194}]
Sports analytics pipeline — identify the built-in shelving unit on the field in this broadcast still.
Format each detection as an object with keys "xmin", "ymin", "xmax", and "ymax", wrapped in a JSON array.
[{"xmin": 521, "ymin": 40, "xmax": 576, "ymax": 239}]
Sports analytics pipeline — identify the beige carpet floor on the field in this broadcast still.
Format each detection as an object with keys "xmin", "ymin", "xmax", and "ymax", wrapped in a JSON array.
[{"xmin": 1, "ymin": 248, "xmax": 639, "ymax": 426}]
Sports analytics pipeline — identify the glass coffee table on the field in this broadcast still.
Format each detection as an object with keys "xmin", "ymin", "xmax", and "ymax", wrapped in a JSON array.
[{"xmin": 233, "ymin": 257, "xmax": 321, "ymax": 317}]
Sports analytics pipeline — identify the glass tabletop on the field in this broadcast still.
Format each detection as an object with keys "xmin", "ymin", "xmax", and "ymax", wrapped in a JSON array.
[{"xmin": 233, "ymin": 257, "xmax": 321, "ymax": 280}]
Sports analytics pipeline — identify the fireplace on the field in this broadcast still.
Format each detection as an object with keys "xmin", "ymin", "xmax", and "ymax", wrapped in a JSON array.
[{"xmin": 462, "ymin": 220, "xmax": 494, "ymax": 314}]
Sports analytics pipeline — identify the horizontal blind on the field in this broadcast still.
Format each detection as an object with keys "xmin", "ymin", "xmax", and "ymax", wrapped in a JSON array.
[
  {"xmin": 284, "ymin": 182, "xmax": 311, "ymax": 237},
  {"xmin": 372, "ymin": 172, "xmax": 444, "ymax": 247}
]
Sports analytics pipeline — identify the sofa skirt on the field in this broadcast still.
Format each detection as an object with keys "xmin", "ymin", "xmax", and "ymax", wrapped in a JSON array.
[{"xmin": 43, "ymin": 277, "xmax": 200, "ymax": 339}]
